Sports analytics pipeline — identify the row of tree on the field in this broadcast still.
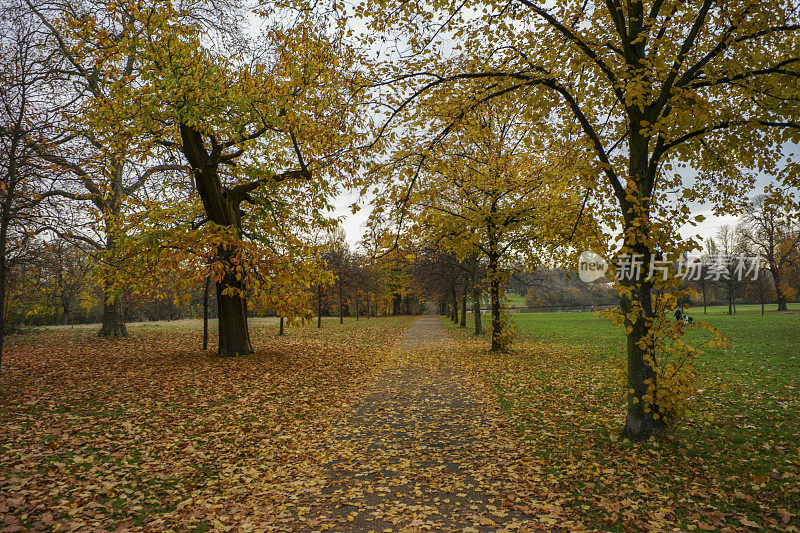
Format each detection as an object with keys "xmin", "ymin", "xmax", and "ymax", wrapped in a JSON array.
[
  {"xmin": 2, "ymin": 0, "xmax": 799, "ymax": 440},
  {"xmin": 360, "ymin": 0, "xmax": 800, "ymax": 439},
  {"xmin": 0, "ymin": 0, "xmax": 371, "ymax": 361}
]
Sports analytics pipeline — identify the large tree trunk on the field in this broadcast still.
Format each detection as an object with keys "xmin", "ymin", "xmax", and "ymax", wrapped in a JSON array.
[
  {"xmin": 489, "ymin": 278, "xmax": 501, "ymax": 351},
  {"xmin": 772, "ymin": 267, "xmax": 788, "ymax": 311},
  {"xmin": 98, "ymin": 231, "xmax": 128, "ymax": 338},
  {"xmin": 0, "ymin": 219, "xmax": 7, "ymax": 372},
  {"xmin": 98, "ymin": 299, "xmax": 127, "ymax": 338},
  {"xmin": 216, "ymin": 268, "xmax": 252, "ymax": 356},
  {"xmin": 200, "ymin": 216, "xmax": 251, "ymax": 356},
  {"xmin": 620, "ymin": 278, "xmax": 665, "ymax": 440},
  {"xmin": 619, "ymin": 129, "xmax": 666, "ymax": 441},
  {"xmin": 0, "ymin": 125, "xmax": 17, "ymax": 371},
  {"xmin": 180, "ymin": 124, "xmax": 276, "ymax": 356},
  {"xmin": 61, "ymin": 302, "xmax": 70, "ymax": 325},
  {"xmin": 98, "ymin": 287, "xmax": 128, "ymax": 338}
]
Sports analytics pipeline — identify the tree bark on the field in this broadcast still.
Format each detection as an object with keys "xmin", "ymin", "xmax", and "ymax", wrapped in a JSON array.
[
  {"xmin": 97, "ymin": 239, "xmax": 127, "ymax": 338},
  {"xmin": 180, "ymin": 124, "xmax": 260, "ymax": 357},
  {"xmin": 355, "ymin": 292, "xmax": 359, "ymax": 321},
  {"xmin": 489, "ymin": 277, "xmax": 501, "ymax": 351},
  {"xmin": 215, "ymin": 267, "xmax": 252, "ymax": 356},
  {"xmin": 771, "ymin": 267, "xmax": 788, "ymax": 311},
  {"xmin": 210, "ymin": 239, "xmax": 252, "ymax": 354},
  {"xmin": 0, "ymin": 214, "xmax": 7, "ymax": 372},
  {"xmin": 619, "ymin": 277, "xmax": 665, "ymax": 440},
  {"xmin": 279, "ymin": 316, "xmax": 284, "ymax": 336},
  {"xmin": 97, "ymin": 225, "xmax": 128, "ymax": 338},
  {"xmin": 619, "ymin": 126, "xmax": 666, "ymax": 441},
  {"xmin": 98, "ymin": 294, "xmax": 128, "ymax": 338}
]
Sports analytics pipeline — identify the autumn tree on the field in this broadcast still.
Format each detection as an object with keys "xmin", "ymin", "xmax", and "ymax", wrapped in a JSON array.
[
  {"xmin": 356, "ymin": 221, "xmax": 389, "ymax": 318},
  {"xmin": 347, "ymin": 253, "xmax": 370, "ymax": 320},
  {"xmin": 357, "ymin": 0, "xmax": 800, "ymax": 439},
  {"xmin": 394, "ymin": 100, "xmax": 590, "ymax": 350},
  {"xmin": 19, "ymin": 0, "xmax": 210, "ymax": 337},
  {"xmin": 708, "ymin": 225, "xmax": 743, "ymax": 314},
  {"xmin": 1, "ymin": 236, "xmax": 91, "ymax": 326},
  {"xmin": 382, "ymin": 245, "xmax": 419, "ymax": 315},
  {"xmin": 124, "ymin": 6, "xmax": 365, "ymax": 355}
]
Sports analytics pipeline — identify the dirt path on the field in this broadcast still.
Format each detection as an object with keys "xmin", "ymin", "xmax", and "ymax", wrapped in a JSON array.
[{"xmin": 297, "ymin": 317, "xmax": 541, "ymax": 532}]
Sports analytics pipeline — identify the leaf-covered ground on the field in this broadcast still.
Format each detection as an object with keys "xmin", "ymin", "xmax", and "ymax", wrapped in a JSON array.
[
  {"xmin": 0, "ymin": 317, "xmax": 414, "ymax": 531},
  {"xmin": 444, "ymin": 305, "xmax": 800, "ymax": 531},
  {"xmin": 292, "ymin": 316, "xmax": 578, "ymax": 532},
  {"xmin": 2, "ymin": 309, "xmax": 798, "ymax": 531},
  {"xmin": 1, "ymin": 316, "xmax": 597, "ymax": 532}
]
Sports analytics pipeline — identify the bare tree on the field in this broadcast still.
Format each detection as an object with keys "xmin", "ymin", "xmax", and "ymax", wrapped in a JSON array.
[
  {"xmin": 739, "ymin": 195, "xmax": 800, "ymax": 311},
  {"xmin": 0, "ymin": 1, "xmax": 57, "ymax": 368}
]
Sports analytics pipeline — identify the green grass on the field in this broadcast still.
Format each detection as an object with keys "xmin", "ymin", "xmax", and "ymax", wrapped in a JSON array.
[
  {"xmin": 505, "ymin": 293, "xmax": 528, "ymax": 307},
  {"xmin": 443, "ymin": 303, "xmax": 800, "ymax": 530}
]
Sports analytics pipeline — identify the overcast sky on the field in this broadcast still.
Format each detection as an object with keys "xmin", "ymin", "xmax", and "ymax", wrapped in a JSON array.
[{"xmin": 330, "ymin": 180, "xmax": 787, "ymax": 252}]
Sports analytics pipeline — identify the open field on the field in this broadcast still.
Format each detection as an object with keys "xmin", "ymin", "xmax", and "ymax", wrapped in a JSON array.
[
  {"xmin": 444, "ymin": 304, "xmax": 800, "ymax": 530},
  {"xmin": 0, "ymin": 317, "xmax": 413, "ymax": 531}
]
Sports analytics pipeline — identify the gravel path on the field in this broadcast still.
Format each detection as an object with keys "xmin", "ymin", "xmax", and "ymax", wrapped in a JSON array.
[{"xmin": 297, "ymin": 317, "xmax": 539, "ymax": 532}]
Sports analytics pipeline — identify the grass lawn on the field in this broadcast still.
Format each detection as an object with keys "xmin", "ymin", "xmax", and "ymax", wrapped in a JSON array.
[
  {"xmin": 444, "ymin": 304, "xmax": 800, "ymax": 531},
  {"xmin": 0, "ymin": 316, "xmax": 413, "ymax": 531},
  {"xmin": 505, "ymin": 293, "xmax": 528, "ymax": 308}
]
